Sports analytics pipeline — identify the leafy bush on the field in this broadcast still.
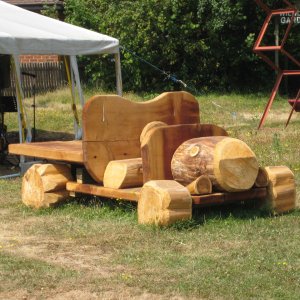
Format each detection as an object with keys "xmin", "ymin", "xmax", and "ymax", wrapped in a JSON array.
[{"xmin": 65, "ymin": 0, "xmax": 299, "ymax": 93}]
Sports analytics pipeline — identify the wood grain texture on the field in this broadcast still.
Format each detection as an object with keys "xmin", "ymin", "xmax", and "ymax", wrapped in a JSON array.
[
  {"xmin": 66, "ymin": 181, "xmax": 141, "ymax": 201},
  {"xmin": 138, "ymin": 180, "xmax": 192, "ymax": 226},
  {"xmin": 171, "ymin": 136, "xmax": 259, "ymax": 192},
  {"xmin": 22, "ymin": 163, "xmax": 43, "ymax": 208},
  {"xmin": 37, "ymin": 164, "xmax": 73, "ymax": 192},
  {"xmin": 67, "ymin": 181, "xmax": 266, "ymax": 210},
  {"xmin": 264, "ymin": 166, "xmax": 296, "ymax": 214},
  {"xmin": 82, "ymin": 92, "xmax": 199, "ymax": 183},
  {"xmin": 186, "ymin": 175, "xmax": 212, "ymax": 195},
  {"xmin": 255, "ymin": 167, "xmax": 269, "ymax": 187},
  {"xmin": 192, "ymin": 187, "xmax": 267, "ymax": 207},
  {"xmin": 22, "ymin": 164, "xmax": 72, "ymax": 209},
  {"xmin": 140, "ymin": 121, "xmax": 167, "ymax": 144},
  {"xmin": 9, "ymin": 141, "xmax": 83, "ymax": 163},
  {"xmin": 141, "ymin": 123, "xmax": 228, "ymax": 183},
  {"xmin": 103, "ymin": 158, "xmax": 143, "ymax": 189}
]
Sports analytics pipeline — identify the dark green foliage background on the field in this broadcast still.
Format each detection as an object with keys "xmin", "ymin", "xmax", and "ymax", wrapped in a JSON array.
[{"xmin": 64, "ymin": 0, "xmax": 299, "ymax": 93}]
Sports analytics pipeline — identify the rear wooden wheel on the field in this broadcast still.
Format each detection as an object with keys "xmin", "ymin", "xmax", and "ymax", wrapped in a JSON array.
[{"xmin": 22, "ymin": 163, "xmax": 72, "ymax": 209}]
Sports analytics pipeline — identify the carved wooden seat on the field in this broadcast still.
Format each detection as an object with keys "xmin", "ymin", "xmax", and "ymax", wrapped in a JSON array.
[{"xmin": 9, "ymin": 91, "xmax": 200, "ymax": 182}]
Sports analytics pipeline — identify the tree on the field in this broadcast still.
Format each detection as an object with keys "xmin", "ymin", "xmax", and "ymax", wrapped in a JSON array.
[{"xmin": 64, "ymin": 0, "xmax": 298, "ymax": 93}]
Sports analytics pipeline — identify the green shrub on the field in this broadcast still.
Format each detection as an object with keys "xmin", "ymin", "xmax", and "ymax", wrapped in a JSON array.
[{"xmin": 64, "ymin": 0, "xmax": 299, "ymax": 93}]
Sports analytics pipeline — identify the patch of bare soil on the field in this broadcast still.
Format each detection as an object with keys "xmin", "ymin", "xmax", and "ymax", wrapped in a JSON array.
[
  {"xmin": 0, "ymin": 214, "xmax": 187, "ymax": 299},
  {"xmin": 46, "ymin": 290, "xmax": 187, "ymax": 300},
  {"xmin": 0, "ymin": 225, "xmax": 115, "ymax": 278},
  {"xmin": 241, "ymin": 110, "xmax": 298, "ymax": 122},
  {"xmin": 1, "ymin": 289, "xmax": 187, "ymax": 300}
]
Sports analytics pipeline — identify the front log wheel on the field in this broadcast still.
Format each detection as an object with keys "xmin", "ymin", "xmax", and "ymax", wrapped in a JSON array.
[
  {"xmin": 264, "ymin": 166, "xmax": 296, "ymax": 214},
  {"xmin": 138, "ymin": 180, "xmax": 192, "ymax": 226}
]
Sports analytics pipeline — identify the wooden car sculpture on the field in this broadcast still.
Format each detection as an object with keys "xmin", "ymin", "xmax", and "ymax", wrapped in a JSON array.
[{"xmin": 9, "ymin": 92, "xmax": 296, "ymax": 226}]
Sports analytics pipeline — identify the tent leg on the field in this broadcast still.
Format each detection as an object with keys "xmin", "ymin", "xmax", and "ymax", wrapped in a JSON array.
[
  {"xmin": 70, "ymin": 56, "xmax": 85, "ymax": 107},
  {"xmin": 64, "ymin": 56, "xmax": 81, "ymax": 140},
  {"xmin": 12, "ymin": 55, "xmax": 32, "ymax": 143},
  {"xmin": 115, "ymin": 52, "xmax": 123, "ymax": 96},
  {"xmin": 70, "ymin": 56, "xmax": 84, "ymax": 139},
  {"xmin": 12, "ymin": 56, "xmax": 23, "ymax": 144}
]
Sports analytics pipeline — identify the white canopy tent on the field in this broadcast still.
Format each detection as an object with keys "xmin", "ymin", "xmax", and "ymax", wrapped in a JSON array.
[{"xmin": 0, "ymin": 0, "xmax": 122, "ymax": 142}]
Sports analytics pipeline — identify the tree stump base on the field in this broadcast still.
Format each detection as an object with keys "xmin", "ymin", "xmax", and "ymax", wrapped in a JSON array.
[
  {"xmin": 138, "ymin": 180, "xmax": 192, "ymax": 226},
  {"xmin": 22, "ymin": 163, "xmax": 73, "ymax": 209},
  {"xmin": 264, "ymin": 166, "xmax": 296, "ymax": 214}
]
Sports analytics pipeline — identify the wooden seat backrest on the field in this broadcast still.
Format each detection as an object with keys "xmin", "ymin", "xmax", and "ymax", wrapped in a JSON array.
[{"xmin": 82, "ymin": 91, "xmax": 200, "ymax": 182}]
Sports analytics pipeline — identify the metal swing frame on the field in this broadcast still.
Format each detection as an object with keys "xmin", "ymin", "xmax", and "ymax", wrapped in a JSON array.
[{"xmin": 254, "ymin": 0, "xmax": 300, "ymax": 128}]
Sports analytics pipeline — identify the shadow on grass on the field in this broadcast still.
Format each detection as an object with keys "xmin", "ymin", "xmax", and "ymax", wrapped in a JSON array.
[
  {"xmin": 68, "ymin": 196, "xmax": 299, "ymax": 232},
  {"xmin": 7, "ymin": 130, "xmax": 74, "ymax": 144},
  {"xmin": 169, "ymin": 201, "xmax": 300, "ymax": 231},
  {"xmin": 70, "ymin": 195, "xmax": 138, "ymax": 213},
  {"xmin": 20, "ymin": 194, "xmax": 299, "ymax": 231},
  {"xmin": 27, "ymin": 195, "xmax": 137, "ymax": 222}
]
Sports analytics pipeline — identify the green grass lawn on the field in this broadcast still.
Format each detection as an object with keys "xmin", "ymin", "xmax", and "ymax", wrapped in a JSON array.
[{"xmin": 0, "ymin": 88, "xmax": 299, "ymax": 299}]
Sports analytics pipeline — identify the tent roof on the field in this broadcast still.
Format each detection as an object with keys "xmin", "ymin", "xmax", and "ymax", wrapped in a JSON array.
[{"xmin": 0, "ymin": 1, "xmax": 119, "ymax": 55}]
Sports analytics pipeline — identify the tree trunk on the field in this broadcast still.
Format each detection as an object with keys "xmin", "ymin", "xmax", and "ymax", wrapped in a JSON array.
[
  {"xmin": 22, "ymin": 163, "xmax": 72, "ymax": 209},
  {"xmin": 103, "ymin": 158, "xmax": 143, "ymax": 189},
  {"xmin": 171, "ymin": 136, "xmax": 259, "ymax": 192}
]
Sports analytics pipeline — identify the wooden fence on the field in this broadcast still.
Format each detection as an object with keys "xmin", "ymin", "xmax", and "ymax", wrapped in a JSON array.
[{"xmin": 1, "ymin": 62, "xmax": 67, "ymax": 98}]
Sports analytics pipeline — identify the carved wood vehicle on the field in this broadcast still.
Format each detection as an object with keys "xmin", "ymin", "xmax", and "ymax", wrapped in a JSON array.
[{"xmin": 9, "ymin": 92, "xmax": 297, "ymax": 226}]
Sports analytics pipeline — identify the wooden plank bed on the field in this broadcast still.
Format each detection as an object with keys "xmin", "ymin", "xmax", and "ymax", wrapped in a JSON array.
[
  {"xmin": 9, "ymin": 140, "xmax": 83, "ymax": 163},
  {"xmin": 66, "ymin": 181, "xmax": 267, "ymax": 206}
]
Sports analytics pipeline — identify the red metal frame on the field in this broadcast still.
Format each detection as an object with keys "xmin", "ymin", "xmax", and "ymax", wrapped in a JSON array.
[
  {"xmin": 286, "ymin": 90, "xmax": 300, "ymax": 127},
  {"xmin": 254, "ymin": 0, "xmax": 300, "ymax": 128}
]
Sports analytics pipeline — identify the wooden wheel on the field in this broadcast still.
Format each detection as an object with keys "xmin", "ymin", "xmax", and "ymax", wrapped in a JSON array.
[
  {"xmin": 138, "ymin": 180, "xmax": 192, "ymax": 226},
  {"xmin": 264, "ymin": 166, "xmax": 296, "ymax": 214},
  {"xmin": 22, "ymin": 163, "xmax": 72, "ymax": 209}
]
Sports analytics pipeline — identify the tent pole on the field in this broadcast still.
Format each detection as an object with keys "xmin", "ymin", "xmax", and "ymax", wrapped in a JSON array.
[
  {"xmin": 12, "ymin": 57, "xmax": 23, "ymax": 144},
  {"xmin": 114, "ymin": 51, "xmax": 123, "ymax": 96},
  {"xmin": 70, "ymin": 56, "xmax": 84, "ymax": 139},
  {"xmin": 70, "ymin": 56, "xmax": 85, "ymax": 107},
  {"xmin": 70, "ymin": 60, "xmax": 80, "ymax": 139},
  {"xmin": 64, "ymin": 56, "xmax": 81, "ymax": 140},
  {"xmin": 12, "ymin": 55, "xmax": 32, "ymax": 143}
]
